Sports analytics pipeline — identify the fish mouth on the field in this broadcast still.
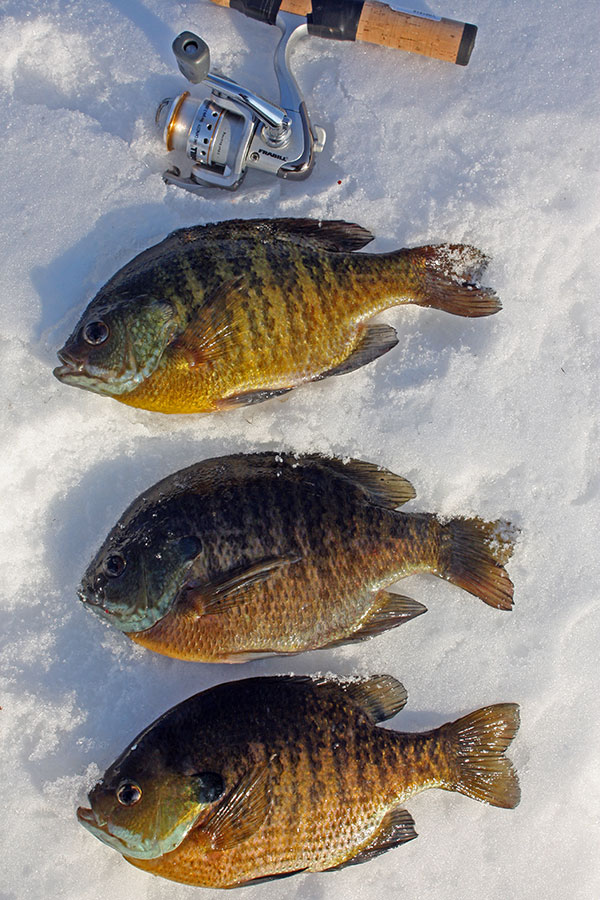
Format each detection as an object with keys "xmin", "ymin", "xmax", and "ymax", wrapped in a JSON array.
[
  {"xmin": 78, "ymin": 584, "xmax": 103, "ymax": 608},
  {"xmin": 77, "ymin": 805, "xmax": 164, "ymax": 860},
  {"xmin": 77, "ymin": 806, "xmax": 104, "ymax": 829},
  {"xmin": 53, "ymin": 346, "xmax": 142, "ymax": 395},
  {"xmin": 77, "ymin": 583, "xmax": 143, "ymax": 633},
  {"xmin": 76, "ymin": 805, "xmax": 115, "ymax": 843},
  {"xmin": 53, "ymin": 348, "xmax": 115, "ymax": 387},
  {"xmin": 54, "ymin": 348, "xmax": 85, "ymax": 382},
  {"xmin": 77, "ymin": 806, "xmax": 129, "ymax": 853},
  {"xmin": 53, "ymin": 365, "xmax": 87, "ymax": 383}
]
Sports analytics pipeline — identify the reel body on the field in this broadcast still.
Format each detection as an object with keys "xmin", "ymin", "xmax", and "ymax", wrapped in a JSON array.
[{"xmin": 157, "ymin": 14, "xmax": 326, "ymax": 192}]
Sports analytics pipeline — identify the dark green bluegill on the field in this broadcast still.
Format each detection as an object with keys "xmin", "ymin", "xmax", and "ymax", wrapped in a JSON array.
[
  {"xmin": 77, "ymin": 675, "xmax": 520, "ymax": 887},
  {"xmin": 79, "ymin": 453, "xmax": 516, "ymax": 661},
  {"xmin": 54, "ymin": 218, "xmax": 500, "ymax": 413}
]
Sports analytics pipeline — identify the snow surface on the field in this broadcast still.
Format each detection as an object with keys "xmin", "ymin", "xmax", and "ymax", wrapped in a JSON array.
[{"xmin": 1, "ymin": 0, "xmax": 599, "ymax": 898}]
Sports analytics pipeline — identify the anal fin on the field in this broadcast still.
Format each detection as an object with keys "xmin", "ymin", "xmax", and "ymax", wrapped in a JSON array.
[
  {"xmin": 325, "ymin": 808, "xmax": 417, "ymax": 870},
  {"xmin": 216, "ymin": 387, "xmax": 292, "ymax": 410},
  {"xmin": 219, "ymin": 650, "xmax": 277, "ymax": 663},
  {"xmin": 240, "ymin": 868, "xmax": 309, "ymax": 887},
  {"xmin": 324, "ymin": 591, "xmax": 427, "ymax": 648},
  {"xmin": 319, "ymin": 323, "xmax": 398, "ymax": 379}
]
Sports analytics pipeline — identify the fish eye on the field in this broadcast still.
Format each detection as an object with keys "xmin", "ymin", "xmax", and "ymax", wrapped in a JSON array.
[
  {"xmin": 83, "ymin": 320, "xmax": 110, "ymax": 345},
  {"xmin": 104, "ymin": 554, "xmax": 126, "ymax": 578},
  {"xmin": 116, "ymin": 780, "xmax": 142, "ymax": 806}
]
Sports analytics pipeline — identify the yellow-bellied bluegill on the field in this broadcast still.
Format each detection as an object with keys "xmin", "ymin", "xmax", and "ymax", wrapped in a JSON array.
[
  {"xmin": 54, "ymin": 218, "xmax": 501, "ymax": 413},
  {"xmin": 76, "ymin": 675, "xmax": 520, "ymax": 887},
  {"xmin": 78, "ymin": 453, "xmax": 516, "ymax": 662}
]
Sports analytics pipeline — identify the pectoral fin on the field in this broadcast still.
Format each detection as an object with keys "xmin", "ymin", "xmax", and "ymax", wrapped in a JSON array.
[
  {"xmin": 177, "ymin": 555, "xmax": 301, "ymax": 618},
  {"xmin": 200, "ymin": 759, "xmax": 274, "ymax": 851},
  {"xmin": 170, "ymin": 276, "xmax": 248, "ymax": 367}
]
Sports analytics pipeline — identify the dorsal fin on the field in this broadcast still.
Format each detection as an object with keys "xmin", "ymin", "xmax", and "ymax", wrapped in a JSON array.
[
  {"xmin": 307, "ymin": 456, "xmax": 415, "ymax": 508},
  {"xmin": 252, "ymin": 219, "xmax": 375, "ymax": 252},
  {"xmin": 340, "ymin": 675, "xmax": 408, "ymax": 722},
  {"xmin": 176, "ymin": 218, "xmax": 374, "ymax": 253},
  {"xmin": 97, "ymin": 218, "xmax": 373, "ymax": 297}
]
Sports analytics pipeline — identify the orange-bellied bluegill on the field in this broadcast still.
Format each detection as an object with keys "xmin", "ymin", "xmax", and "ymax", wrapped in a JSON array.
[
  {"xmin": 78, "ymin": 453, "xmax": 516, "ymax": 662},
  {"xmin": 54, "ymin": 218, "xmax": 501, "ymax": 413},
  {"xmin": 76, "ymin": 675, "xmax": 520, "ymax": 887}
]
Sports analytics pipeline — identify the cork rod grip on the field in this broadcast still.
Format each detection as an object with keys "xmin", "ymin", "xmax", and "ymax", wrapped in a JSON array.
[{"xmin": 208, "ymin": 0, "xmax": 477, "ymax": 65}]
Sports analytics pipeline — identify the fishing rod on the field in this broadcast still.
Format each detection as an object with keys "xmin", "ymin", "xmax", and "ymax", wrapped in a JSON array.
[{"xmin": 156, "ymin": 1, "xmax": 477, "ymax": 192}]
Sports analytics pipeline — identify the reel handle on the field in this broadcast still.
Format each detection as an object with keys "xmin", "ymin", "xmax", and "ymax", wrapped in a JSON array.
[
  {"xmin": 173, "ymin": 32, "xmax": 211, "ymax": 83},
  {"xmin": 209, "ymin": 0, "xmax": 477, "ymax": 65}
]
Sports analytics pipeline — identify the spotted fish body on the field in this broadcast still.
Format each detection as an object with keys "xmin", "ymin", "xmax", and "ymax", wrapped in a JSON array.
[
  {"xmin": 79, "ymin": 453, "xmax": 515, "ymax": 662},
  {"xmin": 77, "ymin": 675, "xmax": 520, "ymax": 888},
  {"xmin": 54, "ymin": 219, "xmax": 501, "ymax": 413}
]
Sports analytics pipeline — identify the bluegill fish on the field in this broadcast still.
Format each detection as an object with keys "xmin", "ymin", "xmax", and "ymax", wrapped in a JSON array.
[
  {"xmin": 54, "ymin": 218, "xmax": 500, "ymax": 413},
  {"xmin": 76, "ymin": 675, "xmax": 520, "ymax": 887},
  {"xmin": 79, "ymin": 453, "xmax": 516, "ymax": 661}
]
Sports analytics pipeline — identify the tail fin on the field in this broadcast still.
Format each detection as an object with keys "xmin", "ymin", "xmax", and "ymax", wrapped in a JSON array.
[
  {"xmin": 408, "ymin": 244, "xmax": 501, "ymax": 317},
  {"xmin": 442, "ymin": 703, "xmax": 521, "ymax": 808},
  {"xmin": 440, "ymin": 517, "xmax": 516, "ymax": 610}
]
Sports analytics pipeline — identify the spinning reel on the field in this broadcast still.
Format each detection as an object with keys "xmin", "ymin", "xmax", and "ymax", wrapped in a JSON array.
[
  {"xmin": 156, "ymin": 14, "xmax": 325, "ymax": 192},
  {"xmin": 156, "ymin": 1, "xmax": 477, "ymax": 193}
]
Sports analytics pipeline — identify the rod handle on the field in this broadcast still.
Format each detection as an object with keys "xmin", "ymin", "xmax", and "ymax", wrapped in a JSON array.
[{"xmin": 209, "ymin": 0, "xmax": 477, "ymax": 65}]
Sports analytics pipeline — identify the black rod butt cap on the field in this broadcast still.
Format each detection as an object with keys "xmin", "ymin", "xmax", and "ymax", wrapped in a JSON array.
[{"xmin": 456, "ymin": 23, "xmax": 477, "ymax": 66}]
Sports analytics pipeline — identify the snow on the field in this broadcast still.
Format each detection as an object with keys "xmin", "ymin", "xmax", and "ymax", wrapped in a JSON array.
[{"xmin": 1, "ymin": 0, "xmax": 599, "ymax": 898}]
